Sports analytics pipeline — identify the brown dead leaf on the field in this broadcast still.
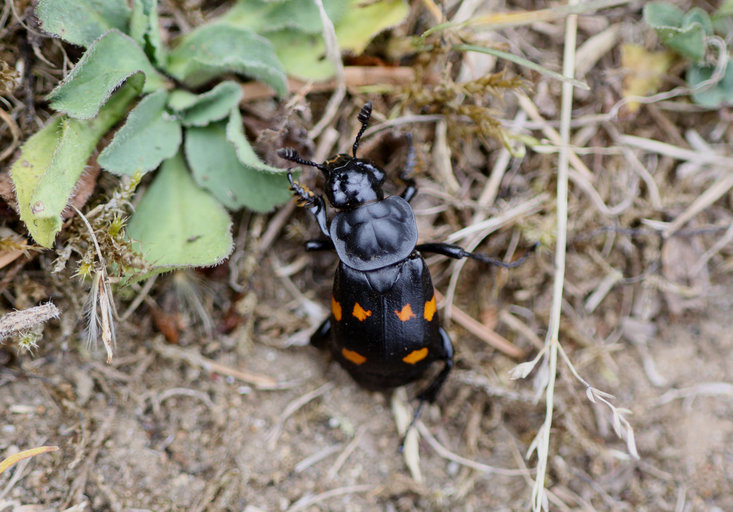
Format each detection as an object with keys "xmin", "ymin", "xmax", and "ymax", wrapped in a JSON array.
[
  {"xmin": 0, "ymin": 228, "xmax": 36, "ymax": 271},
  {"xmin": 151, "ymin": 305, "xmax": 181, "ymax": 344}
]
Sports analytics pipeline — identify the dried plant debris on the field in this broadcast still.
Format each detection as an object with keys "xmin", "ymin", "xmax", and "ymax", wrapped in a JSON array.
[
  {"xmin": 0, "ymin": 60, "xmax": 20, "ymax": 96},
  {"xmin": 0, "ymin": 302, "xmax": 60, "ymax": 351}
]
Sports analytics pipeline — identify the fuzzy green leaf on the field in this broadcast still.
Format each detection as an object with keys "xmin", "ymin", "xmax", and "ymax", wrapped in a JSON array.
[
  {"xmin": 130, "ymin": 0, "xmax": 166, "ymax": 66},
  {"xmin": 184, "ymin": 111, "xmax": 290, "ymax": 212},
  {"xmin": 683, "ymin": 8, "xmax": 714, "ymax": 35},
  {"xmin": 47, "ymin": 30, "xmax": 166, "ymax": 119},
  {"xmin": 268, "ymin": 30, "xmax": 334, "ymax": 81},
  {"xmin": 220, "ymin": 0, "xmax": 347, "ymax": 34},
  {"xmin": 718, "ymin": 0, "xmax": 733, "ymax": 15},
  {"xmin": 334, "ymin": 0, "xmax": 408, "ymax": 55},
  {"xmin": 165, "ymin": 24, "xmax": 286, "ymax": 95},
  {"xmin": 10, "ymin": 80, "xmax": 142, "ymax": 247},
  {"xmin": 688, "ymin": 62, "xmax": 733, "ymax": 107},
  {"xmin": 168, "ymin": 81, "xmax": 243, "ymax": 127},
  {"xmin": 263, "ymin": 0, "xmax": 408, "ymax": 81},
  {"xmin": 98, "ymin": 90, "xmax": 181, "ymax": 176},
  {"xmin": 36, "ymin": 0, "xmax": 130, "ymax": 48},
  {"xmin": 644, "ymin": 2, "xmax": 709, "ymax": 61},
  {"xmin": 226, "ymin": 107, "xmax": 286, "ymax": 175},
  {"xmin": 126, "ymin": 152, "xmax": 233, "ymax": 269},
  {"xmin": 643, "ymin": 2, "xmax": 684, "ymax": 28}
]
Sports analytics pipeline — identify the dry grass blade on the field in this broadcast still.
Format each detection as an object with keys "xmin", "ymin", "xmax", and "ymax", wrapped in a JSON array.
[
  {"xmin": 416, "ymin": 421, "xmax": 528, "ymax": 476},
  {"xmin": 663, "ymin": 172, "xmax": 733, "ymax": 238},
  {"xmin": 286, "ymin": 484, "xmax": 373, "ymax": 512},
  {"xmin": 0, "ymin": 446, "xmax": 59, "ymax": 475},
  {"xmin": 151, "ymin": 337, "xmax": 278, "ymax": 389},
  {"xmin": 423, "ymin": 0, "xmax": 632, "ymax": 35},
  {"xmin": 434, "ymin": 290, "xmax": 525, "ymax": 359},
  {"xmin": 267, "ymin": 383, "xmax": 333, "ymax": 449},
  {"xmin": 307, "ymin": 0, "xmax": 345, "ymax": 139},
  {"xmin": 0, "ymin": 107, "xmax": 20, "ymax": 162},
  {"xmin": 529, "ymin": 4, "xmax": 577, "ymax": 510},
  {"xmin": 391, "ymin": 389, "xmax": 422, "ymax": 483},
  {"xmin": 517, "ymin": 93, "xmax": 629, "ymax": 216},
  {"xmin": 72, "ymin": 206, "xmax": 117, "ymax": 363}
]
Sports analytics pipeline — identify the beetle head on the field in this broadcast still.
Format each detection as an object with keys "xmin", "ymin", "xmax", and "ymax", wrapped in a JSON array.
[{"xmin": 278, "ymin": 102, "xmax": 386, "ymax": 210}]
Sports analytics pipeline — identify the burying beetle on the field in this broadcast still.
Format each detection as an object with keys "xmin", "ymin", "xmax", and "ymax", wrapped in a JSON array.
[{"xmin": 278, "ymin": 102, "xmax": 534, "ymax": 436}]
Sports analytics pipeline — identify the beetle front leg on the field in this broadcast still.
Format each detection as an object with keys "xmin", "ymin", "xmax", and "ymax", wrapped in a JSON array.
[
  {"xmin": 305, "ymin": 239, "xmax": 335, "ymax": 252},
  {"xmin": 288, "ymin": 172, "xmax": 330, "ymax": 238}
]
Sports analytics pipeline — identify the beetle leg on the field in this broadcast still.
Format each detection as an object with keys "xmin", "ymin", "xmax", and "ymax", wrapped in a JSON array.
[
  {"xmin": 400, "ymin": 328, "xmax": 454, "ymax": 449},
  {"xmin": 416, "ymin": 327, "xmax": 454, "ymax": 403},
  {"xmin": 416, "ymin": 242, "xmax": 538, "ymax": 269},
  {"xmin": 288, "ymin": 172, "xmax": 330, "ymax": 238},
  {"xmin": 399, "ymin": 133, "xmax": 418, "ymax": 203},
  {"xmin": 305, "ymin": 239, "xmax": 335, "ymax": 252},
  {"xmin": 310, "ymin": 317, "xmax": 332, "ymax": 349}
]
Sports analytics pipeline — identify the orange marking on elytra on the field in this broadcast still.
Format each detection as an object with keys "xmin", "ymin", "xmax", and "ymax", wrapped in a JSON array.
[
  {"xmin": 394, "ymin": 304, "xmax": 416, "ymax": 322},
  {"xmin": 352, "ymin": 302, "xmax": 372, "ymax": 321},
  {"xmin": 341, "ymin": 348, "xmax": 367, "ymax": 365},
  {"xmin": 424, "ymin": 295, "xmax": 437, "ymax": 321},
  {"xmin": 402, "ymin": 347, "xmax": 429, "ymax": 365},
  {"xmin": 331, "ymin": 296, "xmax": 342, "ymax": 321}
]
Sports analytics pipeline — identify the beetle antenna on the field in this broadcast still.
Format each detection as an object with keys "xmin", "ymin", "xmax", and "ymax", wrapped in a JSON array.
[
  {"xmin": 352, "ymin": 101, "xmax": 372, "ymax": 157},
  {"xmin": 278, "ymin": 148, "xmax": 327, "ymax": 173}
]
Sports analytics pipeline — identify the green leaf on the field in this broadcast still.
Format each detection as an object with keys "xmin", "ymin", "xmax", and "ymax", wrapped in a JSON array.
[
  {"xmin": 10, "ymin": 80, "xmax": 142, "ymax": 247},
  {"xmin": 35, "ymin": 0, "xmax": 130, "ymax": 48},
  {"xmin": 334, "ymin": 0, "xmax": 408, "ymax": 55},
  {"xmin": 643, "ymin": 2, "xmax": 684, "ymax": 28},
  {"xmin": 168, "ymin": 81, "xmax": 243, "ymax": 127},
  {"xmin": 98, "ymin": 90, "xmax": 181, "ymax": 176},
  {"xmin": 688, "ymin": 62, "xmax": 733, "ymax": 107},
  {"xmin": 644, "ymin": 2, "xmax": 708, "ymax": 61},
  {"xmin": 165, "ymin": 24, "xmax": 286, "ymax": 95},
  {"xmin": 263, "ymin": 0, "xmax": 408, "ymax": 81},
  {"xmin": 184, "ymin": 111, "xmax": 291, "ymax": 212},
  {"xmin": 130, "ymin": 0, "xmax": 166, "ymax": 66},
  {"xmin": 717, "ymin": 0, "xmax": 733, "ymax": 16},
  {"xmin": 226, "ymin": 107, "xmax": 286, "ymax": 174},
  {"xmin": 268, "ymin": 30, "xmax": 334, "ymax": 81},
  {"xmin": 126, "ymin": 152, "xmax": 233, "ymax": 269},
  {"xmin": 683, "ymin": 8, "xmax": 713, "ymax": 35},
  {"xmin": 220, "ymin": 0, "xmax": 348, "ymax": 34},
  {"xmin": 47, "ymin": 30, "xmax": 166, "ymax": 119}
]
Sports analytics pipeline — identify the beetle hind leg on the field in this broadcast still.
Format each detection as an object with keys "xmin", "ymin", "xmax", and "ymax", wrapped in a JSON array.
[
  {"xmin": 310, "ymin": 317, "xmax": 332, "ymax": 349},
  {"xmin": 400, "ymin": 327, "xmax": 454, "ymax": 448},
  {"xmin": 416, "ymin": 327, "xmax": 454, "ymax": 403}
]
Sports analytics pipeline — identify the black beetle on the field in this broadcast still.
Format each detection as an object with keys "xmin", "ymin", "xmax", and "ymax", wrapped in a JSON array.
[{"xmin": 278, "ymin": 102, "xmax": 532, "ymax": 430}]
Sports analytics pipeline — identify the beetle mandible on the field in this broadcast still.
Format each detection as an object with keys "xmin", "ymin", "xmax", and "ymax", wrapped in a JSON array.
[{"xmin": 278, "ymin": 102, "xmax": 532, "ymax": 428}]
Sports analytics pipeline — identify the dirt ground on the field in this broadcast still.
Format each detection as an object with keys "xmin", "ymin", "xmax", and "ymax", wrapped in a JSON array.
[
  {"xmin": 2, "ymin": 263, "xmax": 733, "ymax": 512},
  {"xmin": 2, "ymin": 0, "xmax": 733, "ymax": 511}
]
